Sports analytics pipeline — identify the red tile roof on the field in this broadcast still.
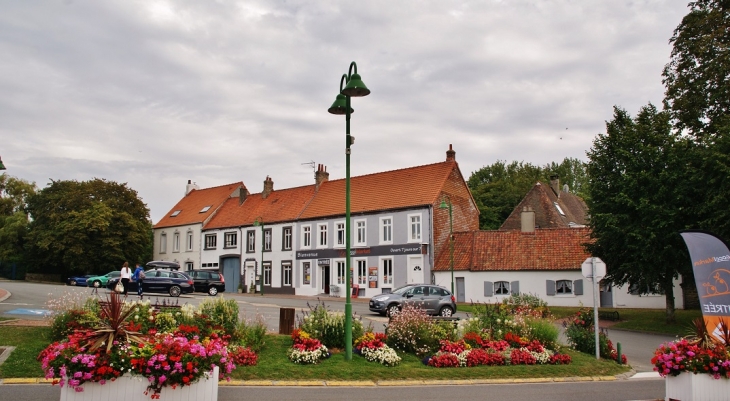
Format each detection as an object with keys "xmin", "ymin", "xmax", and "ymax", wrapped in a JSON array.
[
  {"xmin": 434, "ymin": 228, "xmax": 592, "ymax": 272},
  {"xmin": 205, "ymin": 185, "xmax": 317, "ymax": 229},
  {"xmin": 500, "ymin": 182, "xmax": 588, "ymax": 230},
  {"xmin": 299, "ymin": 161, "xmax": 459, "ymax": 219},
  {"xmin": 154, "ymin": 182, "xmax": 243, "ymax": 228}
]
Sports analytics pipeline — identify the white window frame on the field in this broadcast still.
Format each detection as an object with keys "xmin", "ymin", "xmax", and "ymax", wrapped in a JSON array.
[
  {"xmin": 247, "ymin": 230, "xmax": 255, "ymax": 253},
  {"xmin": 336, "ymin": 259, "xmax": 346, "ymax": 285},
  {"xmin": 556, "ymin": 280, "xmax": 573, "ymax": 294},
  {"xmin": 408, "ymin": 213, "xmax": 422, "ymax": 243},
  {"xmin": 282, "ymin": 226, "xmax": 292, "ymax": 250},
  {"xmin": 204, "ymin": 234, "xmax": 217, "ymax": 250},
  {"xmin": 160, "ymin": 233, "xmax": 167, "ymax": 254},
  {"xmin": 355, "ymin": 219, "xmax": 367, "ymax": 246},
  {"xmin": 224, "ymin": 231, "xmax": 237, "ymax": 248},
  {"xmin": 381, "ymin": 257, "xmax": 393, "ymax": 286},
  {"xmin": 494, "ymin": 281, "xmax": 510, "ymax": 295},
  {"xmin": 335, "ymin": 221, "xmax": 345, "ymax": 248},
  {"xmin": 301, "ymin": 225, "xmax": 312, "ymax": 249},
  {"xmin": 302, "ymin": 261, "xmax": 312, "ymax": 285},
  {"xmin": 172, "ymin": 232, "xmax": 180, "ymax": 252},
  {"xmin": 282, "ymin": 262, "xmax": 292, "ymax": 286},
  {"xmin": 185, "ymin": 262, "xmax": 193, "ymax": 270},
  {"xmin": 356, "ymin": 258, "xmax": 367, "ymax": 285},
  {"xmin": 263, "ymin": 262, "xmax": 271, "ymax": 286},
  {"xmin": 186, "ymin": 231, "xmax": 194, "ymax": 251},
  {"xmin": 263, "ymin": 228, "xmax": 272, "ymax": 252},
  {"xmin": 380, "ymin": 216, "xmax": 393, "ymax": 245},
  {"xmin": 317, "ymin": 223, "xmax": 328, "ymax": 248}
]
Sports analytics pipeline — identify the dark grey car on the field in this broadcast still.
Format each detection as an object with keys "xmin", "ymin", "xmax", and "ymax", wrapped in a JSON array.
[{"xmin": 369, "ymin": 284, "xmax": 457, "ymax": 317}]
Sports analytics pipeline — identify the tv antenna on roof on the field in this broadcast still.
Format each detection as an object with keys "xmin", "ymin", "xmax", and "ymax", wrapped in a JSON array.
[{"xmin": 301, "ymin": 161, "xmax": 315, "ymax": 178}]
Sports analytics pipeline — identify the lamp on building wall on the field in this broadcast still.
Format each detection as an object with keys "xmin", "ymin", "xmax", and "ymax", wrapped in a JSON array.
[
  {"xmin": 253, "ymin": 217, "xmax": 264, "ymax": 296},
  {"xmin": 328, "ymin": 61, "xmax": 370, "ymax": 361},
  {"xmin": 439, "ymin": 196, "xmax": 455, "ymax": 295}
]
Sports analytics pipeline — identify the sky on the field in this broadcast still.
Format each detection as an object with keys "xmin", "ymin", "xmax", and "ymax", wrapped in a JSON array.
[{"xmin": 1, "ymin": 0, "xmax": 691, "ymax": 223}]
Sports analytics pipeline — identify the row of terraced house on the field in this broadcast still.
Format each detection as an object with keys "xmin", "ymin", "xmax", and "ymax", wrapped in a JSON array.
[{"xmin": 152, "ymin": 144, "xmax": 687, "ymax": 309}]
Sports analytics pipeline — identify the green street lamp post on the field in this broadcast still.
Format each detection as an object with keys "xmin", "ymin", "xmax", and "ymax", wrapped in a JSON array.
[
  {"xmin": 439, "ymin": 196, "xmax": 455, "ymax": 295},
  {"xmin": 328, "ymin": 61, "xmax": 370, "ymax": 360},
  {"xmin": 253, "ymin": 217, "xmax": 265, "ymax": 296}
]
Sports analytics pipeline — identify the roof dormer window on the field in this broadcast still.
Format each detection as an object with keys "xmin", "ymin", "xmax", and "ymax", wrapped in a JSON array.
[
  {"xmin": 200, "ymin": 206, "xmax": 211, "ymax": 213},
  {"xmin": 553, "ymin": 202, "xmax": 565, "ymax": 216},
  {"xmin": 170, "ymin": 210, "xmax": 181, "ymax": 217}
]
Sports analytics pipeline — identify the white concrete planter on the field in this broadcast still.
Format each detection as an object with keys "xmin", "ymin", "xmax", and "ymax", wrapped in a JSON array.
[
  {"xmin": 665, "ymin": 372, "xmax": 729, "ymax": 401},
  {"xmin": 60, "ymin": 366, "xmax": 218, "ymax": 401}
]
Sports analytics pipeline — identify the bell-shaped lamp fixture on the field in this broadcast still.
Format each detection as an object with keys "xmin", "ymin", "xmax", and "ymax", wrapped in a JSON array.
[
  {"xmin": 328, "ymin": 94, "xmax": 353, "ymax": 115},
  {"xmin": 0, "ymin": 156, "xmax": 5, "ymax": 170},
  {"xmin": 439, "ymin": 199, "xmax": 449, "ymax": 209},
  {"xmin": 341, "ymin": 73, "xmax": 370, "ymax": 97}
]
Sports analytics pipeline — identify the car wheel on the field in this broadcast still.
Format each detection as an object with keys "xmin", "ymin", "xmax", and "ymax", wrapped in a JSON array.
[
  {"xmin": 93, "ymin": 280, "xmax": 101, "ymax": 288},
  {"xmin": 208, "ymin": 286, "xmax": 218, "ymax": 296},
  {"xmin": 169, "ymin": 285, "xmax": 181, "ymax": 297},
  {"xmin": 387, "ymin": 304, "xmax": 400, "ymax": 317},
  {"xmin": 439, "ymin": 306, "xmax": 454, "ymax": 317},
  {"xmin": 69, "ymin": 280, "xmax": 76, "ymax": 286}
]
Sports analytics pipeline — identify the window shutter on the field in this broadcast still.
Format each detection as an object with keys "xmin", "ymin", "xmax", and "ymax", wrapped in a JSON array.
[
  {"xmin": 510, "ymin": 281, "xmax": 519, "ymax": 295},
  {"xmin": 484, "ymin": 281, "xmax": 493, "ymax": 297},
  {"xmin": 629, "ymin": 283, "xmax": 640, "ymax": 295},
  {"xmin": 546, "ymin": 280, "xmax": 555, "ymax": 296},
  {"xmin": 574, "ymin": 279, "xmax": 583, "ymax": 295}
]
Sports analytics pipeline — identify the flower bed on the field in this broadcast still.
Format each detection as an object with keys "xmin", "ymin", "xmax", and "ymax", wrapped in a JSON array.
[
  {"xmin": 424, "ymin": 336, "xmax": 571, "ymax": 368},
  {"xmin": 354, "ymin": 332, "xmax": 401, "ymax": 367},
  {"xmin": 287, "ymin": 329, "xmax": 330, "ymax": 364}
]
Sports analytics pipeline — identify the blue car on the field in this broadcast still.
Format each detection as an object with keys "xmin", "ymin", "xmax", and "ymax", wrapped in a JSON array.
[{"xmin": 66, "ymin": 274, "xmax": 93, "ymax": 286}]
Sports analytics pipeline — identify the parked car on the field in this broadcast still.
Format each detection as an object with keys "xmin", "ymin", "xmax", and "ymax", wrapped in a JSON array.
[
  {"xmin": 186, "ymin": 269, "xmax": 226, "ymax": 296},
  {"xmin": 106, "ymin": 269, "xmax": 194, "ymax": 297},
  {"xmin": 66, "ymin": 274, "xmax": 93, "ymax": 286},
  {"xmin": 86, "ymin": 271, "xmax": 121, "ymax": 288},
  {"xmin": 369, "ymin": 284, "xmax": 457, "ymax": 317}
]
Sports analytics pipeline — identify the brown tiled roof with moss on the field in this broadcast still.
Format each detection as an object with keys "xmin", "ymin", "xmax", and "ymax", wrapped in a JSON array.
[
  {"xmin": 154, "ymin": 182, "xmax": 243, "ymax": 228},
  {"xmin": 500, "ymin": 182, "xmax": 588, "ymax": 230}
]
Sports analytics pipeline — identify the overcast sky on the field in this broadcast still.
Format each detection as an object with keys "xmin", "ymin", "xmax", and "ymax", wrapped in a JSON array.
[{"xmin": 1, "ymin": 0, "xmax": 690, "ymax": 223}]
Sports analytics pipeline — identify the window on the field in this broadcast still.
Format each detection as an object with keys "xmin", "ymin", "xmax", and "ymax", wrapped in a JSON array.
[
  {"xmin": 554, "ymin": 202, "xmax": 566, "ymax": 216},
  {"xmin": 408, "ymin": 214, "xmax": 422, "ymax": 242},
  {"xmin": 186, "ymin": 231, "xmax": 194, "ymax": 251},
  {"xmin": 336, "ymin": 260, "xmax": 346, "ymax": 285},
  {"xmin": 170, "ymin": 210, "xmax": 181, "ymax": 217},
  {"xmin": 380, "ymin": 217, "xmax": 393, "ymax": 244},
  {"xmin": 303, "ymin": 261, "xmax": 311, "ymax": 285},
  {"xmin": 173, "ymin": 232, "xmax": 180, "ymax": 252},
  {"xmin": 318, "ymin": 223, "xmax": 328, "ymax": 248},
  {"xmin": 556, "ymin": 280, "xmax": 572, "ymax": 294},
  {"xmin": 185, "ymin": 262, "xmax": 193, "ymax": 270},
  {"xmin": 335, "ymin": 221, "xmax": 345, "ymax": 247},
  {"xmin": 224, "ymin": 232, "xmax": 237, "ymax": 248},
  {"xmin": 205, "ymin": 234, "xmax": 217, "ymax": 250},
  {"xmin": 355, "ymin": 219, "xmax": 366, "ymax": 246},
  {"xmin": 246, "ymin": 231, "xmax": 255, "ymax": 253},
  {"xmin": 282, "ymin": 262, "xmax": 292, "ymax": 286},
  {"xmin": 199, "ymin": 205, "xmax": 211, "ymax": 213},
  {"xmin": 160, "ymin": 233, "xmax": 167, "ymax": 253},
  {"xmin": 263, "ymin": 262, "xmax": 271, "ymax": 286},
  {"xmin": 495, "ymin": 281, "xmax": 510, "ymax": 295},
  {"xmin": 357, "ymin": 259, "xmax": 367, "ymax": 285},
  {"xmin": 263, "ymin": 228, "xmax": 272, "ymax": 252},
  {"xmin": 382, "ymin": 258, "xmax": 393, "ymax": 285},
  {"xmin": 302, "ymin": 225, "xmax": 311, "ymax": 248},
  {"xmin": 282, "ymin": 226, "xmax": 292, "ymax": 250}
]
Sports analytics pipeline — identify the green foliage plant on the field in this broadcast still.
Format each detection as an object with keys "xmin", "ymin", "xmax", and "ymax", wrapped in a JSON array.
[
  {"xmin": 235, "ymin": 313, "xmax": 268, "ymax": 351},
  {"xmin": 296, "ymin": 300, "xmax": 364, "ymax": 349},
  {"xmin": 198, "ymin": 296, "xmax": 240, "ymax": 337},
  {"xmin": 385, "ymin": 304, "xmax": 448, "ymax": 356},
  {"xmin": 525, "ymin": 318, "xmax": 559, "ymax": 350}
]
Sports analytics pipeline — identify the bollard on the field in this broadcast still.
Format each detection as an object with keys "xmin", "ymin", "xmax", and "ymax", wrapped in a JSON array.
[
  {"xmin": 616, "ymin": 342, "xmax": 622, "ymax": 364},
  {"xmin": 279, "ymin": 308, "xmax": 295, "ymax": 335}
]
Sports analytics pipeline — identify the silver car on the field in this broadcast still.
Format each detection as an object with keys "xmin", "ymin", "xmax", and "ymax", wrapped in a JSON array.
[{"xmin": 369, "ymin": 284, "xmax": 457, "ymax": 317}]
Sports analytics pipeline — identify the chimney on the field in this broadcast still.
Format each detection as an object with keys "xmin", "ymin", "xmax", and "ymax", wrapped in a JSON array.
[
  {"xmin": 549, "ymin": 175, "xmax": 560, "ymax": 197},
  {"xmin": 185, "ymin": 180, "xmax": 199, "ymax": 196},
  {"xmin": 521, "ymin": 206, "xmax": 535, "ymax": 233},
  {"xmin": 238, "ymin": 186, "xmax": 249, "ymax": 205},
  {"xmin": 262, "ymin": 176, "xmax": 273, "ymax": 199},
  {"xmin": 315, "ymin": 164, "xmax": 329, "ymax": 190},
  {"xmin": 446, "ymin": 144, "xmax": 456, "ymax": 162}
]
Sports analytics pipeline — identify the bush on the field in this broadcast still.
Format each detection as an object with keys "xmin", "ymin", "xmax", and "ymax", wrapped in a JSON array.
[
  {"xmin": 502, "ymin": 293, "xmax": 551, "ymax": 318},
  {"xmin": 297, "ymin": 301, "xmax": 364, "ymax": 349},
  {"xmin": 235, "ymin": 313, "xmax": 268, "ymax": 351},
  {"xmin": 525, "ymin": 318, "xmax": 559, "ymax": 350},
  {"xmin": 198, "ymin": 296, "xmax": 240, "ymax": 337},
  {"xmin": 385, "ymin": 304, "xmax": 442, "ymax": 355}
]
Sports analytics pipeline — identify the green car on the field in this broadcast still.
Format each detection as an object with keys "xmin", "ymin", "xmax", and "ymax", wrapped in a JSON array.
[{"xmin": 86, "ymin": 271, "xmax": 121, "ymax": 288}]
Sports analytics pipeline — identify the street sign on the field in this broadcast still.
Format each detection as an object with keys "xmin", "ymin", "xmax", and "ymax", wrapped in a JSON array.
[{"xmin": 582, "ymin": 257, "xmax": 606, "ymax": 281}]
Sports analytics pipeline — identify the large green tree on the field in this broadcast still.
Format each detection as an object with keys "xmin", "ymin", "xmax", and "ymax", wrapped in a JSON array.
[
  {"xmin": 0, "ymin": 174, "xmax": 36, "ymax": 265},
  {"xmin": 25, "ymin": 178, "xmax": 153, "ymax": 277},
  {"xmin": 467, "ymin": 158, "xmax": 588, "ymax": 230},
  {"xmin": 586, "ymin": 105, "xmax": 693, "ymax": 323}
]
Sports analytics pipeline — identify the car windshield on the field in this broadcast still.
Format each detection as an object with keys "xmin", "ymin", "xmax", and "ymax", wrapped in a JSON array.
[{"xmin": 391, "ymin": 285, "xmax": 416, "ymax": 295}]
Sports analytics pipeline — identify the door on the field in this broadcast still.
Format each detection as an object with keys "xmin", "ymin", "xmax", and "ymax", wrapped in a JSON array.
[
  {"xmin": 456, "ymin": 277, "xmax": 466, "ymax": 303},
  {"xmin": 244, "ymin": 261, "xmax": 256, "ymax": 291},
  {"xmin": 600, "ymin": 282, "xmax": 613, "ymax": 307},
  {"xmin": 222, "ymin": 257, "xmax": 240, "ymax": 293},
  {"xmin": 407, "ymin": 255, "xmax": 424, "ymax": 284},
  {"xmin": 322, "ymin": 265, "xmax": 330, "ymax": 294},
  {"xmin": 403, "ymin": 285, "xmax": 429, "ymax": 311}
]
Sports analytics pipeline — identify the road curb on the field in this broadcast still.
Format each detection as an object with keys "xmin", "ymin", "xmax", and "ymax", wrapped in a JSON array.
[{"xmin": 0, "ymin": 287, "xmax": 10, "ymax": 303}]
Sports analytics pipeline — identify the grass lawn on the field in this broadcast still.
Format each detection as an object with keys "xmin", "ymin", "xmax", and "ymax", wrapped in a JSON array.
[
  {"xmin": 457, "ymin": 303, "xmax": 702, "ymax": 337},
  {"xmin": 0, "ymin": 327, "xmax": 629, "ymax": 380}
]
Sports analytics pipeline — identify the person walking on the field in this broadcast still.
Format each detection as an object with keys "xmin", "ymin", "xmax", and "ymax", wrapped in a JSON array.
[
  {"xmin": 133, "ymin": 262, "xmax": 145, "ymax": 299},
  {"xmin": 120, "ymin": 262, "xmax": 132, "ymax": 296}
]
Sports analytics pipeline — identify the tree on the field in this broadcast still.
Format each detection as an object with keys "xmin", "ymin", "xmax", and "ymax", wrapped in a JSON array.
[
  {"xmin": 467, "ymin": 158, "xmax": 589, "ymax": 230},
  {"xmin": 586, "ymin": 104, "xmax": 693, "ymax": 323},
  {"xmin": 0, "ymin": 174, "xmax": 36, "ymax": 266},
  {"xmin": 25, "ymin": 178, "xmax": 153, "ymax": 277}
]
